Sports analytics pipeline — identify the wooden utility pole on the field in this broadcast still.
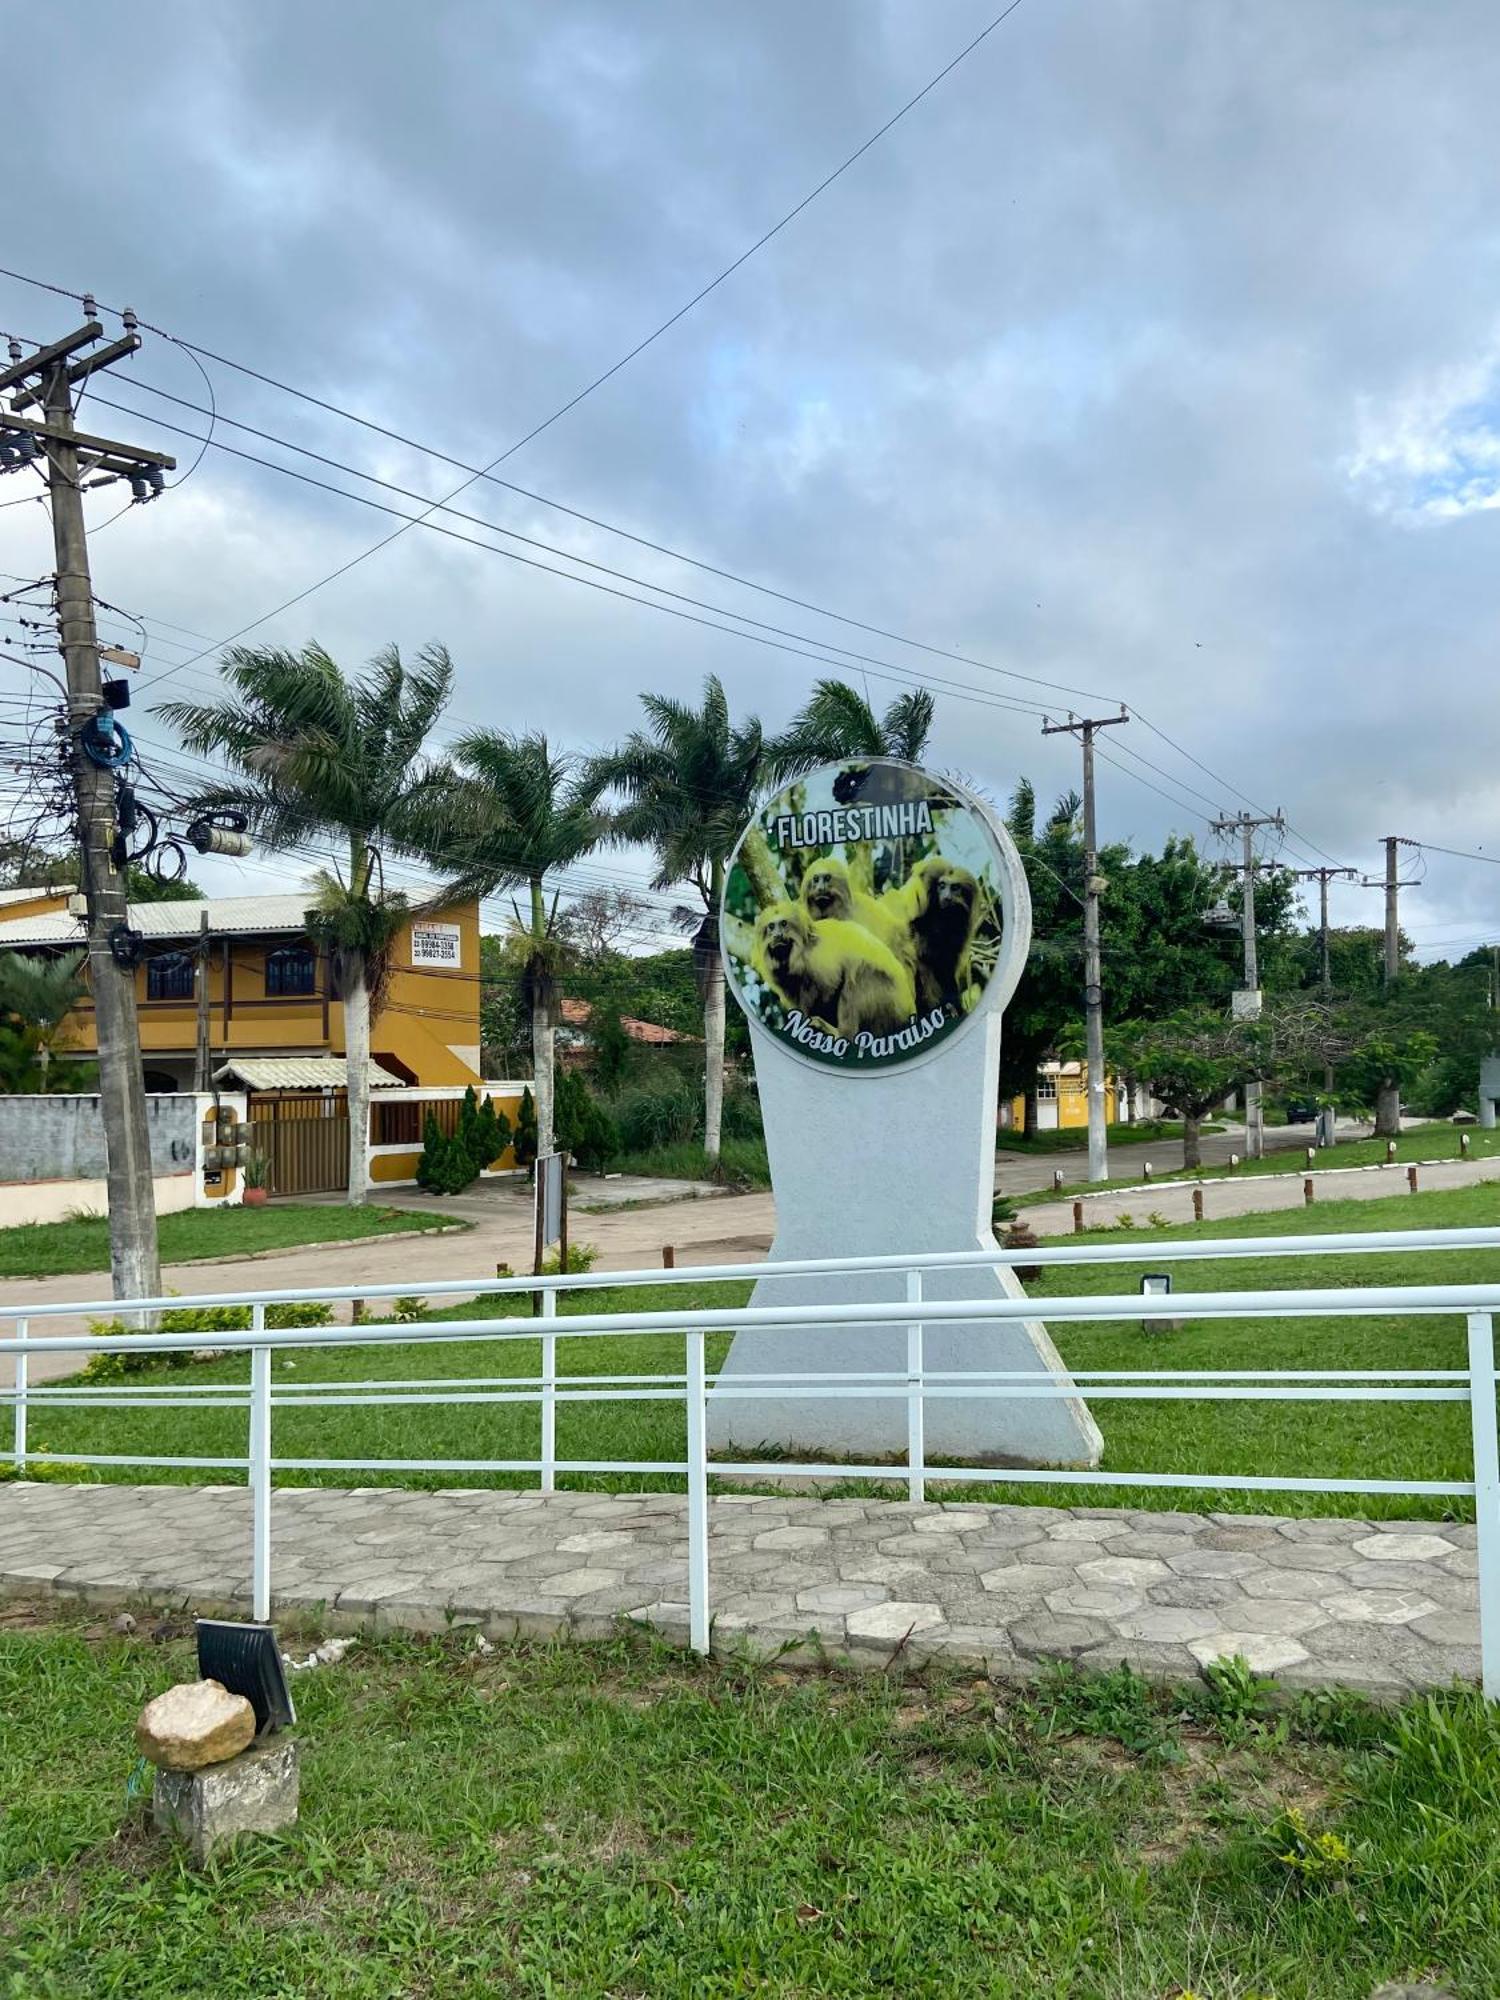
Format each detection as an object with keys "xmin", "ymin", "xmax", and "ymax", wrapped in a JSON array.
[
  {"xmin": 1210, "ymin": 810, "xmax": 1285, "ymax": 1160},
  {"xmin": 193, "ymin": 905, "xmax": 212, "ymax": 1092},
  {"xmin": 1, "ymin": 317, "xmax": 176, "ymax": 1309},
  {"xmin": 1041, "ymin": 707, "xmax": 1129, "ymax": 1183},
  {"xmin": 1361, "ymin": 835, "xmax": 1420, "ymax": 1138},
  {"xmin": 1291, "ymin": 864, "xmax": 1358, "ymax": 1097}
]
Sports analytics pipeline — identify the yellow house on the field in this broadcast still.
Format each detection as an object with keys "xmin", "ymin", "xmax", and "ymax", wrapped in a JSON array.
[
  {"xmin": 1005, "ymin": 1060, "xmax": 1120, "ymax": 1132},
  {"xmin": 0, "ymin": 889, "xmax": 525, "ymax": 1195}
]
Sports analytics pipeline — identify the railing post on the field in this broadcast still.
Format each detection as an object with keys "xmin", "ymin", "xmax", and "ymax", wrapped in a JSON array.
[
  {"xmin": 540, "ymin": 1288, "xmax": 557, "ymax": 1494},
  {"xmin": 11, "ymin": 1319, "xmax": 27, "ymax": 1474},
  {"xmin": 906, "ymin": 1271, "xmax": 925, "ymax": 1505},
  {"xmin": 1467, "ymin": 1310, "xmax": 1500, "ymax": 1701},
  {"xmin": 685, "ymin": 1328, "xmax": 710, "ymax": 1656},
  {"xmin": 249, "ymin": 1305, "xmax": 271, "ymax": 1624}
]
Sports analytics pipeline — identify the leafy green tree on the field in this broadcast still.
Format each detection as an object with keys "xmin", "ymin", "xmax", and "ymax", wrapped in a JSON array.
[
  {"xmin": 448, "ymin": 731, "xmax": 608, "ymax": 1162},
  {"xmin": 160, "ymin": 641, "xmax": 461, "ymax": 1205},
  {"xmin": 588, "ymin": 994, "xmax": 635, "ymax": 1095},
  {"xmin": 588, "ymin": 675, "xmax": 770, "ymax": 1167},
  {"xmin": 513, "ymin": 1085, "xmax": 538, "ymax": 1174},
  {"xmin": 0, "ymin": 949, "xmax": 89, "ymax": 1091},
  {"xmin": 771, "ymin": 678, "xmax": 935, "ymax": 767}
]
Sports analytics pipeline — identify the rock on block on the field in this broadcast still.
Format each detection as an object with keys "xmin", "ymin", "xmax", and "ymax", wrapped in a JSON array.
[
  {"xmin": 137, "ymin": 1679, "xmax": 255, "ymax": 1772},
  {"xmin": 153, "ymin": 1736, "xmax": 300, "ymax": 1864}
]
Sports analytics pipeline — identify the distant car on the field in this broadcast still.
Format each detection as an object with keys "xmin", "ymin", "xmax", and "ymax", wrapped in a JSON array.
[{"xmin": 1285, "ymin": 1099, "xmax": 1318, "ymax": 1125}]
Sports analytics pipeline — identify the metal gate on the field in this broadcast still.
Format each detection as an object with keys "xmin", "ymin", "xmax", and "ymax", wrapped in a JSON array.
[{"xmin": 247, "ymin": 1092, "xmax": 350, "ymax": 1196}]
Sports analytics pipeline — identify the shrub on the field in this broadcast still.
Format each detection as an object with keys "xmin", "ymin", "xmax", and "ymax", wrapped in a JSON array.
[
  {"xmin": 612, "ymin": 1074, "xmax": 702, "ymax": 1152},
  {"xmin": 417, "ymin": 1111, "xmax": 477, "ymax": 1196},
  {"xmin": 457, "ymin": 1086, "xmax": 511, "ymax": 1174},
  {"xmin": 539, "ymin": 1241, "xmax": 598, "ymax": 1275},
  {"xmin": 513, "ymin": 1086, "xmax": 538, "ymax": 1171},
  {"xmin": 81, "ymin": 1299, "xmax": 335, "ymax": 1380}
]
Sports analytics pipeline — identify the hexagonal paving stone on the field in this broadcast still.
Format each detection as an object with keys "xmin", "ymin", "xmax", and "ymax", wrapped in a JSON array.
[
  {"xmin": 978, "ymin": 1563, "xmax": 1080, "ymax": 1597},
  {"xmin": 1321, "ymin": 1589, "xmax": 1438, "ymax": 1627},
  {"xmin": 1008, "ymin": 1612, "xmax": 1113, "ymax": 1660},
  {"xmin": 1238, "ymin": 1568, "xmax": 1338, "ymax": 1603},
  {"xmin": 1230, "ymin": 1597, "xmax": 1326, "ymax": 1636},
  {"xmin": 1042, "ymin": 1584, "xmax": 1146, "ymax": 1620},
  {"xmin": 1351, "ymin": 1533, "xmax": 1456, "ymax": 1565},
  {"xmin": 1410, "ymin": 1609, "xmax": 1481, "ymax": 1646},
  {"xmin": 753, "ymin": 1526, "xmax": 830, "ymax": 1551},
  {"xmin": 1076, "ymin": 1556, "xmax": 1171, "ymax": 1587},
  {"xmin": 1260, "ymin": 1542, "xmax": 1358, "ymax": 1572},
  {"xmin": 796, "ymin": 1584, "xmax": 890, "ymax": 1615},
  {"xmin": 1188, "ymin": 1631, "xmax": 1310, "ymax": 1673},
  {"xmin": 1042, "ymin": 1518, "xmax": 1121, "ymax": 1542},
  {"xmin": 1165, "ymin": 1547, "xmax": 1261, "ymax": 1580},
  {"xmin": 1100, "ymin": 1531, "xmax": 1204, "ymax": 1561},
  {"xmin": 845, "ymin": 1600, "xmax": 946, "ymax": 1643},
  {"xmin": 1113, "ymin": 1604, "xmax": 1220, "ymax": 1643},
  {"xmin": 1147, "ymin": 1576, "xmax": 1243, "ymax": 1611}
]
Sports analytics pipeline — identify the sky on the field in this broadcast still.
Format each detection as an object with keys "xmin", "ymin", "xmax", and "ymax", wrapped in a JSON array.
[{"xmin": 2, "ymin": 0, "xmax": 1499, "ymax": 962}]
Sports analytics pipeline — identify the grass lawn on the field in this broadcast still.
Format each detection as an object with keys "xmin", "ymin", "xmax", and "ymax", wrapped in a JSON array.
[
  {"xmin": 0, "ymin": 1203, "xmax": 466, "ymax": 1281},
  {"xmin": 996, "ymin": 1118, "xmax": 1223, "ymax": 1155},
  {"xmin": 613, "ymin": 1136, "xmax": 771, "ymax": 1189},
  {"xmin": 4, "ymin": 1613, "xmax": 1499, "ymax": 1998},
  {"xmin": 1020, "ymin": 1119, "xmax": 1500, "ymax": 1205},
  {"xmin": 16, "ymin": 1183, "xmax": 1500, "ymax": 1521}
]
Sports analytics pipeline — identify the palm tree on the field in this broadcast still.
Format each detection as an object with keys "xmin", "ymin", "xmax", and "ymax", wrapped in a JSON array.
[
  {"xmin": 772, "ymin": 678, "xmax": 935, "ymax": 773},
  {"xmin": 0, "ymin": 949, "xmax": 87, "ymax": 1090},
  {"xmin": 588, "ymin": 676, "xmax": 769, "ymax": 1166},
  {"xmin": 160, "ymin": 642, "xmax": 460, "ymax": 1205},
  {"xmin": 448, "ymin": 731, "xmax": 607, "ymax": 1160}
]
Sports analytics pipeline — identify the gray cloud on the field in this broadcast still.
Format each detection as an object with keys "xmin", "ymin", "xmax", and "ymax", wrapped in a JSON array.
[{"xmin": 4, "ymin": 0, "xmax": 1498, "ymax": 955}]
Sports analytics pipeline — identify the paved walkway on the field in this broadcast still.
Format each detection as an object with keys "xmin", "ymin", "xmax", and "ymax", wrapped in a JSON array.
[{"xmin": 0, "ymin": 1483, "xmax": 1479, "ymax": 1694}]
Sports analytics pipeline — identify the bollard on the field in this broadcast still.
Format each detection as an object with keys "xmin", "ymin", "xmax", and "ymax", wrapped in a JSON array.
[
  {"xmin": 1408, "ymin": 1166, "xmax": 1418, "ymax": 1193},
  {"xmin": 1305, "ymin": 1146, "xmax": 1316, "ymax": 1169},
  {"xmin": 1143, "ymin": 1161, "xmax": 1153, "ymax": 1182},
  {"xmin": 1228, "ymin": 1152, "xmax": 1239, "ymax": 1172},
  {"xmin": 1052, "ymin": 1168, "xmax": 1064, "ymax": 1191},
  {"xmin": 662, "ymin": 1245, "xmax": 676, "ymax": 1269},
  {"xmin": 1303, "ymin": 1177, "xmax": 1315, "ymax": 1206},
  {"xmin": 1386, "ymin": 1139, "xmax": 1397, "ymax": 1164},
  {"xmin": 1462, "ymin": 1132, "xmax": 1471, "ymax": 1158},
  {"xmin": 351, "ymin": 1299, "xmax": 365, "ymax": 1325},
  {"xmin": 1192, "ymin": 1187, "xmax": 1204, "ymax": 1223},
  {"xmin": 1073, "ymin": 1200, "xmax": 1084, "ymax": 1235}
]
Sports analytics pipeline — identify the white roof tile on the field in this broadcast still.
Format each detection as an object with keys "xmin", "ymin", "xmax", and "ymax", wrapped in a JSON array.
[
  {"xmin": 0, "ymin": 892, "xmax": 313, "ymax": 948},
  {"xmin": 213, "ymin": 1056, "xmax": 406, "ymax": 1091}
]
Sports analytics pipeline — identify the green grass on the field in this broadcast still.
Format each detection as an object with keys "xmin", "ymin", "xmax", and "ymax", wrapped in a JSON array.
[
  {"xmin": 4, "ymin": 1613, "xmax": 1500, "ymax": 1997},
  {"xmin": 16, "ymin": 1184, "xmax": 1500, "ymax": 1520},
  {"xmin": 0, "ymin": 1203, "xmax": 465, "ymax": 1281},
  {"xmin": 612, "ymin": 1136, "xmax": 771, "ymax": 1188},
  {"xmin": 997, "ymin": 1118, "xmax": 1223, "ymax": 1155},
  {"xmin": 1020, "ymin": 1119, "xmax": 1500, "ymax": 1205}
]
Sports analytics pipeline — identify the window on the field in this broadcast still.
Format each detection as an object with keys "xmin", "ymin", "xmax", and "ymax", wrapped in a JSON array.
[
  {"xmin": 1036, "ymin": 1073, "xmax": 1058, "ymax": 1100},
  {"xmin": 146, "ymin": 952, "xmax": 194, "ymax": 1002},
  {"xmin": 266, "ymin": 944, "xmax": 317, "ymax": 998}
]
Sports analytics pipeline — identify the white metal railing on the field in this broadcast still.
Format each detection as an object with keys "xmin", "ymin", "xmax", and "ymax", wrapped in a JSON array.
[{"xmin": 3, "ymin": 1226, "xmax": 1499, "ymax": 1693}]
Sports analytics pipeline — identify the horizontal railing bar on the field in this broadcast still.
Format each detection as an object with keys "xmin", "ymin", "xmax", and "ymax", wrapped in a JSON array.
[
  {"xmin": 268, "ymin": 1458, "xmax": 687, "ymax": 1475},
  {"xmin": 707, "ymin": 1384, "xmax": 1469, "ymax": 1403},
  {"xmin": 21, "ymin": 1452, "xmax": 248, "ymax": 1470},
  {"xmin": 10, "ymin": 1283, "xmax": 1500, "ymax": 1357},
  {"xmin": 706, "ymin": 1464, "xmax": 1476, "ymax": 1496},
  {"xmin": 5, "ymin": 1224, "xmax": 1498, "ymax": 1324}
]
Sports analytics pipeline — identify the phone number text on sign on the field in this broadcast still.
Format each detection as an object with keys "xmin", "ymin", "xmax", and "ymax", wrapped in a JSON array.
[{"xmin": 410, "ymin": 923, "xmax": 462, "ymax": 968}]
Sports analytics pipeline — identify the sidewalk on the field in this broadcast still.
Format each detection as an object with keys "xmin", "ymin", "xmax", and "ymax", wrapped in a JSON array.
[{"xmin": 0, "ymin": 1483, "xmax": 1478, "ymax": 1695}]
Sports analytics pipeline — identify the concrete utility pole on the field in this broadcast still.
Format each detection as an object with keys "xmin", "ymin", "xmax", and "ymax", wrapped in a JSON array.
[
  {"xmin": 1041, "ymin": 707, "xmax": 1129, "ymax": 1183},
  {"xmin": 0, "ymin": 317, "xmax": 176, "ymax": 1308},
  {"xmin": 1210, "ymin": 809, "xmax": 1285, "ymax": 1160},
  {"xmin": 1361, "ymin": 835, "xmax": 1420, "ymax": 1138}
]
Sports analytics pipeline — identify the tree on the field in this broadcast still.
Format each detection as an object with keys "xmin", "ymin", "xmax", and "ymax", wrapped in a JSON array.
[
  {"xmin": 589, "ymin": 675, "xmax": 770, "ymax": 1167},
  {"xmin": 0, "ymin": 842, "xmax": 202, "ymax": 903},
  {"xmin": 1105, "ymin": 1000, "xmax": 1340, "ymax": 1167},
  {"xmin": 447, "ymin": 731, "xmax": 608, "ymax": 1162},
  {"xmin": 0, "ymin": 949, "xmax": 89, "ymax": 1091},
  {"xmin": 588, "ymin": 993, "xmax": 635, "ymax": 1095},
  {"xmin": 160, "ymin": 641, "xmax": 461, "ymax": 1205},
  {"xmin": 771, "ymin": 678, "xmax": 935, "ymax": 767}
]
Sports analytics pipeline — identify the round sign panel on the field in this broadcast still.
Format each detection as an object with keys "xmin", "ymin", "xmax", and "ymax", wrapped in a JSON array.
[{"xmin": 722, "ymin": 759, "xmax": 1029, "ymax": 1073}]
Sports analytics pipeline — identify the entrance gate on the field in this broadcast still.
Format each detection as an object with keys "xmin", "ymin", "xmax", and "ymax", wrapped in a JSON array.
[{"xmin": 247, "ymin": 1090, "xmax": 350, "ymax": 1196}]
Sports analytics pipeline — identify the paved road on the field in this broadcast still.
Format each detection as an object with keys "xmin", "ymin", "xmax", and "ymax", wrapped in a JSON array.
[
  {"xmin": 0, "ymin": 1483, "xmax": 1478, "ymax": 1694},
  {"xmin": 5, "ymin": 1125, "xmax": 1493, "ymax": 1391}
]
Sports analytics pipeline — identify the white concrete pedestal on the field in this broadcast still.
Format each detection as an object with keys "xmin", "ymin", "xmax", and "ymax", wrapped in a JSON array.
[{"xmin": 708, "ymin": 1011, "xmax": 1102, "ymax": 1467}]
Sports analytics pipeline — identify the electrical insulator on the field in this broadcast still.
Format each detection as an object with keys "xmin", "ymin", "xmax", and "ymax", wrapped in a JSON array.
[
  {"xmin": 122, "ymin": 306, "xmax": 139, "ymax": 332},
  {"xmin": 147, "ymin": 467, "xmax": 165, "ymax": 496},
  {"xmin": 5, "ymin": 337, "xmax": 20, "ymax": 364},
  {"xmin": 129, "ymin": 472, "xmax": 152, "ymax": 502},
  {"xmin": 82, "ymin": 293, "xmax": 97, "ymax": 318}
]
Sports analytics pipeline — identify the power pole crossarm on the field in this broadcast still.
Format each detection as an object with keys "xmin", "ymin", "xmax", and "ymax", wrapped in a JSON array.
[{"xmin": 1041, "ymin": 707, "xmax": 1129, "ymax": 1183}]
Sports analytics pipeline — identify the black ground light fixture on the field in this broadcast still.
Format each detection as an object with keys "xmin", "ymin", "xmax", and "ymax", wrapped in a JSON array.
[{"xmin": 196, "ymin": 1620, "xmax": 296, "ymax": 1735}]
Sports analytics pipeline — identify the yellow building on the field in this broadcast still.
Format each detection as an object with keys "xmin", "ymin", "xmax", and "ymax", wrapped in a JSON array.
[
  {"xmin": 1005, "ymin": 1060, "xmax": 1120, "ymax": 1132},
  {"xmin": 0, "ymin": 889, "xmax": 524, "ymax": 1195}
]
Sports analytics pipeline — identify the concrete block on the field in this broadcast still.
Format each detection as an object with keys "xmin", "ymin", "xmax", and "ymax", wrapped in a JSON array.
[{"xmin": 153, "ymin": 1736, "xmax": 299, "ymax": 1864}]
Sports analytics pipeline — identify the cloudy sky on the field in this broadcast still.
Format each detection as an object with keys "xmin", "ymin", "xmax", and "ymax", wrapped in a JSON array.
[{"xmin": 3, "ymin": 0, "xmax": 1499, "ymax": 959}]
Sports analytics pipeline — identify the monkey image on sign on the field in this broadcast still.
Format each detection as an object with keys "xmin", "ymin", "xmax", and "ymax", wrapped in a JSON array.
[
  {"xmin": 894, "ymin": 854, "xmax": 982, "ymax": 1015},
  {"xmin": 754, "ymin": 902, "xmax": 915, "ymax": 1038},
  {"xmin": 799, "ymin": 854, "xmax": 911, "ymax": 965}
]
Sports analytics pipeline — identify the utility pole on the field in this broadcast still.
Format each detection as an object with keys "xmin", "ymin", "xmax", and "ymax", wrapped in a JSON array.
[
  {"xmin": 1210, "ymin": 809, "xmax": 1285, "ymax": 1160},
  {"xmin": 1041, "ymin": 706, "xmax": 1129, "ymax": 1183},
  {"xmin": 0, "ymin": 314, "xmax": 176, "ymax": 1308},
  {"xmin": 1291, "ymin": 865, "xmax": 1358, "ymax": 1101},
  {"xmin": 1361, "ymin": 835, "xmax": 1420, "ymax": 1139},
  {"xmin": 193, "ymin": 905, "xmax": 212, "ymax": 1093}
]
